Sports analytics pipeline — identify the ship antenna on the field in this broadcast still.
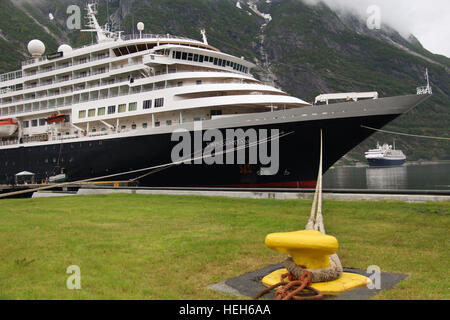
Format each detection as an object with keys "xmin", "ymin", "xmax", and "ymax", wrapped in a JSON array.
[
  {"xmin": 81, "ymin": 1, "xmax": 121, "ymax": 43},
  {"xmin": 200, "ymin": 29, "xmax": 208, "ymax": 45}
]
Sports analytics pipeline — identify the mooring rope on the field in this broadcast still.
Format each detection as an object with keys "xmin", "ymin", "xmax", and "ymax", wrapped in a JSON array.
[
  {"xmin": 254, "ymin": 129, "xmax": 342, "ymax": 301},
  {"xmin": 0, "ymin": 131, "xmax": 294, "ymax": 199},
  {"xmin": 130, "ymin": 129, "xmax": 286, "ymax": 182},
  {"xmin": 361, "ymin": 125, "xmax": 450, "ymax": 141}
]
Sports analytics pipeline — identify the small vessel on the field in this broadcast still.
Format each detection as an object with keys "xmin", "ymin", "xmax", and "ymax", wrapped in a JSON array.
[
  {"xmin": 0, "ymin": 118, "xmax": 18, "ymax": 137},
  {"xmin": 48, "ymin": 173, "xmax": 68, "ymax": 183},
  {"xmin": 365, "ymin": 142, "xmax": 406, "ymax": 167},
  {"xmin": 45, "ymin": 113, "xmax": 67, "ymax": 124}
]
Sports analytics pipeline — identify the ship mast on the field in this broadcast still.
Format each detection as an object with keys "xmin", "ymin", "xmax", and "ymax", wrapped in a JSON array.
[{"xmin": 81, "ymin": 1, "xmax": 121, "ymax": 43}]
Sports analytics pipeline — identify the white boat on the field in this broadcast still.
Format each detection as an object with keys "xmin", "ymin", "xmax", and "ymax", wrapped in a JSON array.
[
  {"xmin": 0, "ymin": 119, "xmax": 18, "ymax": 137},
  {"xmin": 365, "ymin": 142, "xmax": 406, "ymax": 167}
]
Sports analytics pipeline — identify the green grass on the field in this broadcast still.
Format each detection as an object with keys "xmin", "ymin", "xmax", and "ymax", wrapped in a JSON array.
[{"xmin": 0, "ymin": 194, "xmax": 448, "ymax": 300}]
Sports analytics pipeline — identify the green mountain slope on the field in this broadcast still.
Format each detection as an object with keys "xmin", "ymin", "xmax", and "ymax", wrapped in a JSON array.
[{"xmin": 0, "ymin": 0, "xmax": 448, "ymax": 161}]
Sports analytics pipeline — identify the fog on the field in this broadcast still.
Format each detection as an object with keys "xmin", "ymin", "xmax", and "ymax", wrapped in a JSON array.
[{"xmin": 301, "ymin": 0, "xmax": 450, "ymax": 57}]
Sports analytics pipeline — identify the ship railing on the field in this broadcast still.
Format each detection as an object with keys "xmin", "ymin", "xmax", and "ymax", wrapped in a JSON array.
[
  {"xmin": 122, "ymin": 33, "xmax": 198, "ymax": 42},
  {"xmin": 0, "ymin": 70, "xmax": 23, "ymax": 83}
]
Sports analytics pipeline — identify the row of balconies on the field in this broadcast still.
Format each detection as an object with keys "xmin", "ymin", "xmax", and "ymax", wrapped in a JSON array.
[{"xmin": 0, "ymin": 70, "xmax": 258, "ymax": 118}]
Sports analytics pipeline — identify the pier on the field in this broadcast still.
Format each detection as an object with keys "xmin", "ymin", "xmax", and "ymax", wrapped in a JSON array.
[{"xmin": 2, "ymin": 184, "xmax": 449, "ymax": 202}]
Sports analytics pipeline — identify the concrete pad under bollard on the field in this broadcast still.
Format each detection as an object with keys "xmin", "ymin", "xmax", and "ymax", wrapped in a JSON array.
[{"xmin": 209, "ymin": 263, "xmax": 408, "ymax": 300}]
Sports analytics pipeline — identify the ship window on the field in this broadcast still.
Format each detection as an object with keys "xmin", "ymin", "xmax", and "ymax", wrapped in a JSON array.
[
  {"xmin": 98, "ymin": 107, "xmax": 106, "ymax": 116},
  {"xmin": 129, "ymin": 102, "xmax": 137, "ymax": 111},
  {"xmin": 79, "ymin": 110, "xmax": 86, "ymax": 118},
  {"xmin": 142, "ymin": 123, "xmax": 148, "ymax": 129},
  {"xmin": 131, "ymin": 124, "xmax": 137, "ymax": 130},
  {"xmin": 107, "ymin": 105, "xmax": 116, "ymax": 114},
  {"xmin": 39, "ymin": 119, "xmax": 46, "ymax": 126},
  {"xmin": 155, "ymin": 121, "xmax": 160, "ymax": 127},
  {"xmin": 213, "ymin": 58, "xmax": 218, "ymax": 65},
  {"xmin": 218, "ymin": 59, "xmax": 222, "ymax": 66},
  {"xmin": 221, "ymin": 59, "xmax": 226, "ymax": 67},
  {"xmin": 194, "ymin": 117, "xmax": 201, "ymax": 122},
  {"xmin": 23, "ymin": 121, "xmax": 29, "ymax": 128},
  {"xmin": 119, "ymin": 47, "xmax": 129, "ymax": 55},
  {"xmin": 118, "ymin": 104, "xmax": 126, "ymax": 113},
  {"xmin": 182, "ymin": 52, "xmax": 187, "ymax": 60},
  {"xmin": 128, "ymin": 45, "xmax": 137, "ymax": 54},
  {"xmin": 113, "ymin": 48, "xmax": 121, "ymax": 57},
  {"xmin": 154, "ymin": 98, "xmax": 164, "ymax": 108},
  {"xmin": 193, "ymin": 54, "xmax": 199, "ymax": 62},
  {"xmin": 196, "ymin": 80, "xmax": 202, "ymax": 85},
  {"xmin": 187, "ymin": 53, "xmax": 193, "ymax": 61},
  {"xmin": 143, "ymin": 100, "xmax": 152, "ymax": 109},
  {"xmin": 199, "ymin": 55, "xmax": 204, "ymax": 63},
  {"xmin": 166, "ymin": 120, "xmax": 172, "ymax": 126},
  {"xmin": 88, "ymin": 109, "xmax": 96, "ymax": 117},
  {"xmin": 211, "ymin": 110, "xmax": 222, "ymax": 116},
  {"xmin": 226, "ymin": 60, "xmax": 230, "ymax": 67},
  {"xmin": 175, "ymin": 51, "xmax": 181, "ymax": 59},
  {"xmin": 121, "ymin": 125, "xmax": 126, "ymax": 130},
  {"xmin": 177, "ymin": 81, "xmax": 183, "ymax": 87},
  {"xmin": 31, "ymin": 120, "xmax": 38, "ymax": 127}
]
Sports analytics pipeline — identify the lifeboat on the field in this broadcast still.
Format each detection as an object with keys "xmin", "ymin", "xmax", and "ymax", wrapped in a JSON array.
[
  {"xmin": 45, "ymin": 113, "xmax": 66, "ymax": 124},
  {"xmin": 0, "ymin": 118, "xmax": 18, "ymax": 137}
]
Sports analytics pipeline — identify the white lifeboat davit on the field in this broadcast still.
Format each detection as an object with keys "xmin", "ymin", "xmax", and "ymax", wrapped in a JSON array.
[{"xmin": 0, "ymin": 118, "xmax": 18, "ymax": 137}]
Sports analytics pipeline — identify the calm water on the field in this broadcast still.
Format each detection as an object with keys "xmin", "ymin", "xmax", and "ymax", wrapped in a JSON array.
[{"xmin": 323, "ymin": 162, "xmax": 450, "ymax": 191}]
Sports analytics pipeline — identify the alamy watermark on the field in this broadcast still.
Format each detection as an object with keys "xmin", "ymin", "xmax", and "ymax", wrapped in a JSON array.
[
  {"xmin": 366, "ymin": 5, "xmax": 381, "ymax": 30},
  {"xmin": 66, "ymin": 5, "xmax": 81, "ymax": 30},
  {"xmin": 170, "ymin": 122, "xmax": 280, "ymax": 176},
  {"xmin": 367, "ymin": 265, "xmax": 381, "ymax": 290},
  {"xmin": 66, "ymin": 265, "xmax": 81, "ymax": 290}
]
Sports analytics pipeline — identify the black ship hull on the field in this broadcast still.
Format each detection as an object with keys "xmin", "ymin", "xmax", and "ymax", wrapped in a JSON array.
[
  {"xmin": 367, "ymin": 158, "xmax": 406, "ymax": 167},
  {"xmin": 0, "ymin": 115, "xmax": 397, "ymax": 188},
  {"xmin": 0, "ymin": 94, "xmax": 430, "ymax": 188}
]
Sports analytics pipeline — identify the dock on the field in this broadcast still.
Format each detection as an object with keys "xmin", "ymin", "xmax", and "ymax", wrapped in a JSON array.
[{"xmin": 1, "ymin": 183, "xmax": 449, "ymax": 202}]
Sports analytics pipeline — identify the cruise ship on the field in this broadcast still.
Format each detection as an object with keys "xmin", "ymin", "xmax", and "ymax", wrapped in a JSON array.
[
  {"xmin": 0, "ymin": 2, "xmax": 431, "ymax": 188},
  {"xmin": 365, "ymin": 142, "xmax": 407, "ymax": 167}
]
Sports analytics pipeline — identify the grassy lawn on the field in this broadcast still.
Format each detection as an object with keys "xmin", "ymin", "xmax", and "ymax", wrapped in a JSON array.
[{"xmin": 0, "ymin": 194, "xmax": 448, "ymax": 300}]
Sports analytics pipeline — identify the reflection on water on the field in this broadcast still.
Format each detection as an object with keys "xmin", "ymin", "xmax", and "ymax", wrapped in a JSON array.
[
  {"xmin": 366, "ymin": 166, "xmax": 407, "ymax": 189},
  {"xmin": 323, "ymin": 162, "xmax": 450, "ymax": 190}
]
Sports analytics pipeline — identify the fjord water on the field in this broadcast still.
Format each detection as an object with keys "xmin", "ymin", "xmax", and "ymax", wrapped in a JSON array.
[{"xmin": 323, "ymin": 162, "xmax": 450, "ymax": 191}]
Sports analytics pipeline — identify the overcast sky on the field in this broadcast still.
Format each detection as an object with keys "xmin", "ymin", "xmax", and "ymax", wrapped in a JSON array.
[{"xmin": 302, "ymin": 0, "xmax": 450, "ymax": 57}]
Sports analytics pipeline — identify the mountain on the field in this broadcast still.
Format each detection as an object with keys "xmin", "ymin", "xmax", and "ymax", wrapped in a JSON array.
[{"xmin": 1, "ymin": 0, "xmax": 449, "ymax": 162}]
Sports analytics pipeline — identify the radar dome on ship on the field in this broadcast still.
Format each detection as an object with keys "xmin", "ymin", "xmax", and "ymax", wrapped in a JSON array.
[
  {"xmin": 58, "ymin": 44, "xmax": 73, "ymax": 54},
  {"xmin": 27, "ymin": 39, "xmax": 46, "ymax": 57}
]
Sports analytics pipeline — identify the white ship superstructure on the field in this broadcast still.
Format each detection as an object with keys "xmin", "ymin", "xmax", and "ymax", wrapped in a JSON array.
[{"xmin": 0, "ymin": 2, "xmax": 308, "ymax": 146}]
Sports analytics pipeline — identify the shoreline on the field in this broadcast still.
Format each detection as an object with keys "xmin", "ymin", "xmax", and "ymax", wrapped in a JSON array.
[{"xmin": 332, "ymin": 159, "xmax": 450, "ymax": 169}]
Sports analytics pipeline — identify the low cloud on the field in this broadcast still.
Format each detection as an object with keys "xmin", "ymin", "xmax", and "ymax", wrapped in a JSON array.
[{"xmin": 300, "ymin": 0, "xmax": 450, "ymax": 56}]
